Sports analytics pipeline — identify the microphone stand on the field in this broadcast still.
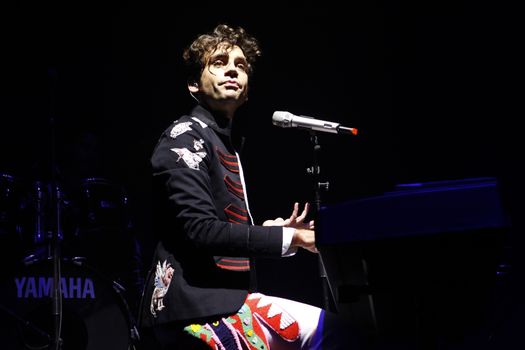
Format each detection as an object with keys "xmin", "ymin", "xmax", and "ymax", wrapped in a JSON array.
[
  {"xmin": 307, "ymin": 131, "xmax": 338, "ymax": 312},
  {"xmin": 47, "ymin": 67, "xmax": 63, "ymax": 350}
]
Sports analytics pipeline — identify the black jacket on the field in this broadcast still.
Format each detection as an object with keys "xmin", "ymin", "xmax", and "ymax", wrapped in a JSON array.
[{"xmin": 140, "ymin": 105, "xmax": 283, "ymax": 327}]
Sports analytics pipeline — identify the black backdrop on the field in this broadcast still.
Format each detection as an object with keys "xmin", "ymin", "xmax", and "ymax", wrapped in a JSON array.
[{"xmin": 1, "ymin": 1, "xmax": 522, "ymax": 348}]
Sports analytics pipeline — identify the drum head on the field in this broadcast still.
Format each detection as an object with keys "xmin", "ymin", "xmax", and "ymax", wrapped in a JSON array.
[
  {"xmin": 76, "ymin": 177, "xmax": 129, "ymax": 232},
  {"xmin": 0, "ymin": 258, "xmax": 134, "ymax": 350}
]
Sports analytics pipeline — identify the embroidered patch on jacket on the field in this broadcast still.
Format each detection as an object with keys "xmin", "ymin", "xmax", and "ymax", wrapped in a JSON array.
[
  {"xmin": 171, "ymin": 147, "xmax": 206, "ymax": 170},
  {"xmin": 224, "ymin": 203, "xmax": 249, "ymax": 225},
  {"xmin": 245, "ymin": 293, "xmax": 300, "ymax": 341},
  {"xmin": 224, "ymin": 175, "xmax": 245, "ymax": 200},
  {"xmin": 216, "ymin": 147, "xmax": 239, "ymax": 173},
  {"xmin": 150, "ymin": 260, "xmax": 175, "ymax": 317},
  {"xmin": 194, "ymin": 138, "xmax": 205, "ymax": 150},
  {"xmin": 170, "ymin": 122, "xmax": 193, "ymax": 139}
]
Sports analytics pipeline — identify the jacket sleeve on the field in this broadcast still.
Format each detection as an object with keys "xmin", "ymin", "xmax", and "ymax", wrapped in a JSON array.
[{"xmin": 151, "ymin": 123, "xmax": 283, "ymax": 257}]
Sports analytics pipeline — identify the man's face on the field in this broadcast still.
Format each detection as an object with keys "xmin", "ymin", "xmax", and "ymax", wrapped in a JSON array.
[{"xmin": 192, "ymin": 43, "xmax": 249, "ymax": 115}]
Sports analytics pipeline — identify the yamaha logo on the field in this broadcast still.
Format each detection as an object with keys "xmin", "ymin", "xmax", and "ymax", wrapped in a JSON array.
[{"xmin": 14, "ymin": 276, "xmax": 96, "ymax": 299}]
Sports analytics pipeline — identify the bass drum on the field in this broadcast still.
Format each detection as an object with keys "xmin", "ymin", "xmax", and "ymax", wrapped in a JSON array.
[{"xmin": 0, "ymin": 258, "xmax": 137, "ymax": 350}]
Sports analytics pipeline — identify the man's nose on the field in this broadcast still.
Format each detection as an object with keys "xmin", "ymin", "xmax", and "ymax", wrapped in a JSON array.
[{"xmin": 224, "ymin": 62, "xmax": 239, "ymax": 76}]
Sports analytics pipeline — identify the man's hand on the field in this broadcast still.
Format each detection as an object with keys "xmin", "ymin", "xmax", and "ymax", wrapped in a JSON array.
[
  {"xmin": 263, "ymin": 202, "xmax": 317, "ymax": 253},
  {"xmin": 262, "ymin": 202, "xmax": 314, "ymax": 230},
  {"xmin": 291, "ymin": 228, "xmax": 318, "ymax": 253}
]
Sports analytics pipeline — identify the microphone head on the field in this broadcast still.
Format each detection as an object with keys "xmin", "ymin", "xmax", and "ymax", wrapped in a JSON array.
[{"xmin": 272, "ymin": 111, "xmax": 292, "ymax": 127}]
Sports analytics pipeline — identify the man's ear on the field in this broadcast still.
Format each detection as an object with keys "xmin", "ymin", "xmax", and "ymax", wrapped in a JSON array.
[{"xmin": 187, "ymin": 80, "xmax": 199, "ymax": 93}]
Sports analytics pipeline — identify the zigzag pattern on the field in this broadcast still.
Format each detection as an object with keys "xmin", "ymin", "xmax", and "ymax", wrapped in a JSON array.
[{"xmin": 245, "ymin": 294, "xmax": 300, "ymax": 342}]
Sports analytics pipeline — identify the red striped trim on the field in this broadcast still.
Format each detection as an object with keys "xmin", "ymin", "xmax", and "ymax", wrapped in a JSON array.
[
  {"xmin": 224, "ymin": 204, "xmax": 248, "ymax": 224},
  {"xmin": 219, "ymin": 258, "xmax": 249, "ymax": 264},
  {"xmin": 216, "ymin": 147, "xmax": 239, "ymax": 173},
  {"xmin": 216, "ymin": 262, "xmax": 250, "ymax": 271},
  {"xmin": 226, "ymin": 209, "xmax": 247, "ymax": 220},
  {"xmin": 215, "ymin": 256, "xmax": 250, "ymax": 271},
  {"xmin": 224, "ymin": 175, "xmax": 244, "ymax": 200},
  {"xmin": 227, "ymin": 217, "xmax": 248, "ymax": 225}
]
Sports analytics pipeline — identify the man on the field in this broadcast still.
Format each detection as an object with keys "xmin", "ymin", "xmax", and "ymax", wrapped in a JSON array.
[{"xmin": 139, "ymin": 24, "xmax": 359, "ymax": 350}]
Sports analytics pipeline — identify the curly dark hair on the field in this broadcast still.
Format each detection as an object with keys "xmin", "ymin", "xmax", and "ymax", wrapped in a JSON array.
[{"xmin": 183, "ymin": 24, "xmax": 262, "ymax": 82}]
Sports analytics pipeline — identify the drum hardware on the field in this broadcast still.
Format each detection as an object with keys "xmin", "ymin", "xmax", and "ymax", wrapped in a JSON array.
[
  {"xmin": 2, "ymin": 173, "xmax": 142, "ymax": 348},
  {"xmin": 32, "ymin": 180, "xmax": 66, "ymax": 245},
  {"xmin": 0, "ymin": 257, "xmax": 138, "ymax": 349},
  {"xmin": 70, "ymin": 256, "xmax": 141, "ymax": 344},
  {"xmin": 0, "ymin": 301, "xmax": 51, "ymax": 345},
  {"xmin": 1, "ymin": 173, "xmax": 26, "ymax": 267},
  {"xmin": 1, "ymin": 173, "xmax": 23, "ymax": 237},
  {"xmin": 1, "ymin": 68, "xmax": 141, "ymax": 349},
  {"xmin": 76, "ymin": 177, "xmax": 130, "ymax": 233}
]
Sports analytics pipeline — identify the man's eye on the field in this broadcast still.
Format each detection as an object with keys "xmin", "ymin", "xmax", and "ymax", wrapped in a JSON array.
[
  {"xmin": 212, "ymin": 60, "xmax": 224, "ymax": 67},
  {"xmin": 236, "ymin": 63, "xmax": 246, "ymax": 71}
]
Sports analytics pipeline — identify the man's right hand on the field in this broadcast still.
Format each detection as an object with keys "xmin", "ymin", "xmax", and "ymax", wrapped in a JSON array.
[{"xmin": 291, "ymin": 228, "xmax": 318, "ymax": 254}]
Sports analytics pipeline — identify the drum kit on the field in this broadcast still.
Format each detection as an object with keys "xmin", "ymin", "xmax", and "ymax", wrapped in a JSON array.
[{"xmin": 0, "ymin": 172, "xmax": 141, "ymax": 349}]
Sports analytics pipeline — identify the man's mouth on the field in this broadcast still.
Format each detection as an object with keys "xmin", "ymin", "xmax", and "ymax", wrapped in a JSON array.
[{"xmin": 222, "ymin": 80, "xmax": 240, "ymax": 89}]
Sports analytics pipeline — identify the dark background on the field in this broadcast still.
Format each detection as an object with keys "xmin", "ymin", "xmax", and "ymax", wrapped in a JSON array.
[{"xmin": 1, "ymin": 1, "xmax": 522, "ymax": 348}]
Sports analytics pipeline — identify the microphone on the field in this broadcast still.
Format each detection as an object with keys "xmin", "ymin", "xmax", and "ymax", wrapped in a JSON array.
[{"xmin": 272, "ymin": 111, "xmax": 358, "ymax": 136}]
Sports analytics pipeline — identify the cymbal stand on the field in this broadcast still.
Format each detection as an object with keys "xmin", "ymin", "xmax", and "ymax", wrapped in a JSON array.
[
  {"xmin": 47, "ymin": 67, "xmax": 63, "ymax": 350},
  {"xmin": 50, "ymin": 172, "xmax": 64, "ymax": 350}
]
